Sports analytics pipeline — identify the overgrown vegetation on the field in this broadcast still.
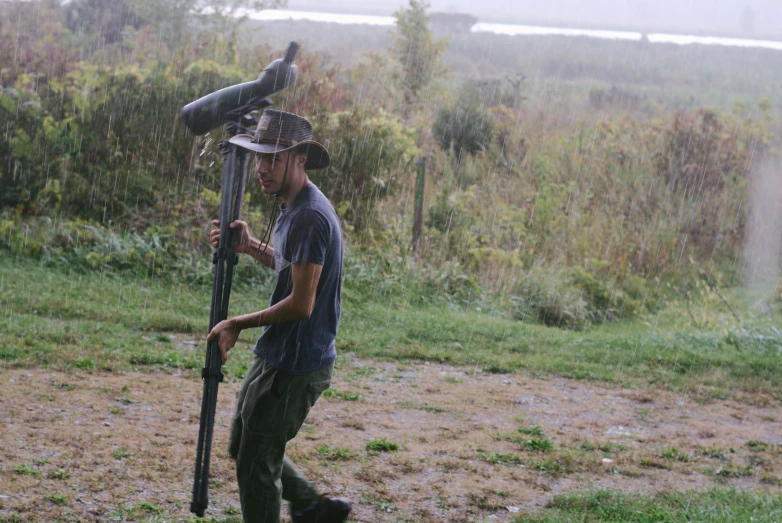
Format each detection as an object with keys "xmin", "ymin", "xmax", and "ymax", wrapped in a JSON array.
[{"xmin": 3, "ymin": 0, "xmax": 781, "ymax": 330}]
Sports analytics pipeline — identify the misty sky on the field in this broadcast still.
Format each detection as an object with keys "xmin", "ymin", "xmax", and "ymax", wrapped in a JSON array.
[{"xmin": 287, "ymin": 0, "xmax": 782, "ymax": 37}]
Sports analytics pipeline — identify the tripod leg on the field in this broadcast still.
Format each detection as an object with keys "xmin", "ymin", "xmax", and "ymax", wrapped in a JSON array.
[{"xmin": 190, "ymin": 141, "xmax": 249, "ymax": 518}]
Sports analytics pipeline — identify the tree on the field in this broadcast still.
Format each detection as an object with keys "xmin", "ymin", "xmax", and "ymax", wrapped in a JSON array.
[
  {"xmin": 134, "ymin": 0, "xmax": 285, "ymax": 44},
  {"xmin": 391, "ymin": 0, "xmax": 447, "ymax": 116},
  {"xmin": 63, "ymin": 0, "xmax": 143, "ymax": 45},
  {"xmin": 428, "ymin": 12, "xmax": 477, "ymax": 33},
  {"xmin": 62, "ymin": 0, "xmax": 285, "ymax": 54}
]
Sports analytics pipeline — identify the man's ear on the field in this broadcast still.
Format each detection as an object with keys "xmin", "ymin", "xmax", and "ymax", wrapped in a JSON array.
[{"xmin": 295, "ymin": 150, "xmax": 307, "ymax": 167}]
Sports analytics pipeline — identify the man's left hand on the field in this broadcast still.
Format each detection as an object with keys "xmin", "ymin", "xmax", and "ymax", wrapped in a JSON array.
[{"xmin": 206, "ymin": 319, "xmax": 240, "ymax": 364}]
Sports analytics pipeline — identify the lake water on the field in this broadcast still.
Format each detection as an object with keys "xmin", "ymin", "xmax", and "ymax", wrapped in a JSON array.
[{"xmin": 248, "ymin": 9, "xmax": 782, "ymax": 52}]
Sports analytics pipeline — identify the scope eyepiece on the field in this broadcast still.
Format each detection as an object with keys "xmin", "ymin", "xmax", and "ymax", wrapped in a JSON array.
[{"xmin": 283, "ymin": 41, "xmax": 299, "ymax": 64}]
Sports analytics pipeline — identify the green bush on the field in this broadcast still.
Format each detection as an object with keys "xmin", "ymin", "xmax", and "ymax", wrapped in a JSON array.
[
  {"xmin": 418, "ymin": 263, "xmax": 481, "ymax": 304},
  {"xmin": 512, "ymin": 268, "xmax": 590, "ymax": 329},
  {"xmin": 569, "ymin": 263, "xmax": 647, "ymax": 322},
  {"xmin": 511, "ymin": 263, "xmax": 657, "ymax": 328},
  {"xmin": 0, "ymin": 45, "xmax": 247, "ymax": 221},
  {"xmin": 433, "ymin": 85, "xmax": 494, "ymax": 159},
  {"xmin": 0, "ymin": 217, "xmax": 275, "ymax": 288},
  {"xmin": 312, "ymin": 107, "xmax": 419, "ymax": 230}
]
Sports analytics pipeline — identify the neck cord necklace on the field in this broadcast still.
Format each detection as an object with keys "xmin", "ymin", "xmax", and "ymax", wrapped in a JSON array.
[{"xmin": 255, "ymin": 155, "xmax": 290, "ymax": 258}]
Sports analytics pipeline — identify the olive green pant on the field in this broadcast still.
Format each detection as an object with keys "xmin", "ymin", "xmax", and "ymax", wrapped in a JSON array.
[{"xmin": 229, "ymin": 355, "xmax": 333, "ymax": 523}]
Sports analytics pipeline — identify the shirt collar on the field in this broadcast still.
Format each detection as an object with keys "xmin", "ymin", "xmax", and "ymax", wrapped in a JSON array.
[{"xmin": 281, "ymin": 183, "xmax": 314, "ymax": 213}]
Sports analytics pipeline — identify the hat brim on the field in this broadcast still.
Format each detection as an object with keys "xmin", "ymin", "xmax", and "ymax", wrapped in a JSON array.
[{"xmin": 228, "ymin": 134, "xmax": 330, "ymax": 170}]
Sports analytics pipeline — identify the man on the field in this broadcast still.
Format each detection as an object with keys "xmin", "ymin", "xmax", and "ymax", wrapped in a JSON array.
[{"xmin": 206, "ymin": 109, "xmax": 351, "ymax": 523}]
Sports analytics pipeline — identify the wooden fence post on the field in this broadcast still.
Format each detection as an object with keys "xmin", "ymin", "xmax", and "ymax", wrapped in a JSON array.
[{"xmin": 412, "ymin": 156, "xmax": 426, "ymax": 261}]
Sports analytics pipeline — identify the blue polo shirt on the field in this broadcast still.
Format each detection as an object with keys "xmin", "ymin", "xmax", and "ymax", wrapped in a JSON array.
[{"xmin": 253, "ymin": 183, "xmax": 343, "ymax": 375}]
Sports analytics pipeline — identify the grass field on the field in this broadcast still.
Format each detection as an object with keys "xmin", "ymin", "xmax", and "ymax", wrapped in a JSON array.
[
  {"xmin": 1, "ymin": 254, "xmax": 781, "ymax": 521},
  {"xmin": 2, "ymin": 254, "xmax": 780, "ymax": 400}
]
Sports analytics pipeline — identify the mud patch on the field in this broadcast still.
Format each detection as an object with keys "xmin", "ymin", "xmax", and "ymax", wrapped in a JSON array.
[{"xmin": 1, "ymin": 355, "xmax": 780, "ymax": 522}]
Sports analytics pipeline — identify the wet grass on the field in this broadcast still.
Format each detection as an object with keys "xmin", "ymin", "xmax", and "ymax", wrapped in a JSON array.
[
  {"xmin": 0, "ymin": 255, "xmax": 255, "ymax": 380},
  {"xmin": 365, "ymin": 438, "xmax": 401, "ymax": 453},
  {"xmin": 515, "ymin": 488, "xmax": 782, "ymax": 522},
  {"xmin": 342, "ymin": 295, "xmax": 782, "ymax": 402},
  {"xmin": 315, "ymin": 444, "xmax": 359, "ymax": 461},
  {"xmin": 1, "ymin": 254, "xmax": 781, "ymax": 401},
  {"xmin": 322, "ymin": 388, "xmax": 362, "ymax": 401}
]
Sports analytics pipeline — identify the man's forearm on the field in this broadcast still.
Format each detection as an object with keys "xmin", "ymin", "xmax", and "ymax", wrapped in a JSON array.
[
  {"xmin": 230, "ymin": 295, "xmax": 308, "ymax": 331},
  {"xmin": 241, "ymin": 237, "xmax": 275, "ymax": 269}
]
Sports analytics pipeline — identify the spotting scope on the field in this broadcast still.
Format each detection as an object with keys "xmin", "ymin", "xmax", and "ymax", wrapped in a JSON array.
[{"xmin": 181, "ymin": 42, "xmax": 299, "ymax": 135}]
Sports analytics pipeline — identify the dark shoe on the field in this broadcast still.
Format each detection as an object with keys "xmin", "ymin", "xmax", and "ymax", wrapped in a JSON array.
[{"xmin": 291, "ymin": 495, "xmax": 352, "ymax": 523}]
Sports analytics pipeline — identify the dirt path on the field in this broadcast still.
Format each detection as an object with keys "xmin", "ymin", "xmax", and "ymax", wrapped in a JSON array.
[{"xmin": 1, "ymin": 354, "xmax": 780, "ymax": 522}]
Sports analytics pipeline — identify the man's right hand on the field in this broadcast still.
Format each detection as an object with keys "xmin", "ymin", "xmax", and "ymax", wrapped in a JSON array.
[{"xmin": 210, "ymin": 219, "xmax": 255, "ymax": 254}]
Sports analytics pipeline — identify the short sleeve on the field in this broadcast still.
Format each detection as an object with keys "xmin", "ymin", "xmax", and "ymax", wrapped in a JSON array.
[{"xmin": 288, "ymin": 209, "xmax": 331, "ymax": 266}]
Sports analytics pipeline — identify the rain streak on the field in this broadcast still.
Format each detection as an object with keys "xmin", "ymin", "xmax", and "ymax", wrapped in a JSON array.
[{"xmin": 1, "ymin": 0, "xmax": 781, "ymax": 522}]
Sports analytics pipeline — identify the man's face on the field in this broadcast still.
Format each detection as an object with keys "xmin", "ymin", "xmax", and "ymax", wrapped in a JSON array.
[{"xmin": 255, "ymin": 150, "xmax": 292, "ymax": 194}]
